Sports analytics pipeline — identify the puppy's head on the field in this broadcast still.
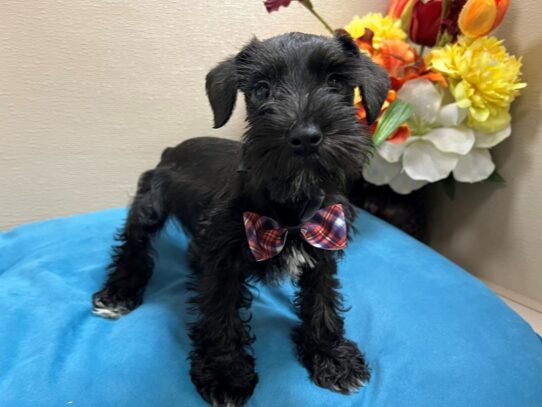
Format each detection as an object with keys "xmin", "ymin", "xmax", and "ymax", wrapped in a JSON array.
[{"xmin": 206, "ymin": 32, "xmax": 390, "ymax": 200}]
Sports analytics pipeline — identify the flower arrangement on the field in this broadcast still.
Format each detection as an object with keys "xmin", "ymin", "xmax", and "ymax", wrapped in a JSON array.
[{"xmin": 265, "ymin": 0, "xmax": 525, "ymax": 195}]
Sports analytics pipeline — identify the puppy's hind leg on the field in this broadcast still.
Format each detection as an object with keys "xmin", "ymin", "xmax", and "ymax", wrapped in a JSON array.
[{"xmin": 92, "ymin": 168, "xmax": 170, "ymax": 319}]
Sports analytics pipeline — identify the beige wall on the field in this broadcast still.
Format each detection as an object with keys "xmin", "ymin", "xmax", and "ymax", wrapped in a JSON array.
[
  {"xmin": 1, "ymin": 0, "xmax": 371, "ymax": 230},
  {"xmin": 2, "ymin": 2, "xmax": 541, "ymax": 302},
  {"xmin": 429, "ymin": 1, "xmax": 542, "ymax": 303}
]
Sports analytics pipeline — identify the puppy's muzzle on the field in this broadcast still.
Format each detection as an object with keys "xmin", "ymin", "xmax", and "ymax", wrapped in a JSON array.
[{"xmin": 288, "ymin": 123, "xmax": 323, "ymax": 156}]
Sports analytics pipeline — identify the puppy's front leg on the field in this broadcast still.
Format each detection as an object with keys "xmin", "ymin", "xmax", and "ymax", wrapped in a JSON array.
[
  {"xmin": 293, "ymin": 255, "xmax": 370, "ymax": 394},
  {"xmin": 189, "ymin": 250, "xmax": 257, "ymax": 407}
]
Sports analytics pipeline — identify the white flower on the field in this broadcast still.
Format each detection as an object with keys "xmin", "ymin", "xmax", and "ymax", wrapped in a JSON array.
[
  {"xmin": 364, "ymin": 78, "xmax": 507, "ymax": 194},
  {"xmin": 453, "ymin": 148, "xmax": 495, "ymax": 182}
]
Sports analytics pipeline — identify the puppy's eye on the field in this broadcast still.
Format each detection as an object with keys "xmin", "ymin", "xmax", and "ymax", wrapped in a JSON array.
[
  {"xmin": 253, "ymin": 82, "xmax": 271, "ymax": 101},
  {"xmin": 327, "ymin": 75, "xmax": 344, "ymax": 91}
]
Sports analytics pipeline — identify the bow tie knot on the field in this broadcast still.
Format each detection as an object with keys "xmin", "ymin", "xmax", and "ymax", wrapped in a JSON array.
[{"xmin": 243, "ymin": 203, "xmax": 347, "ymax": 262}]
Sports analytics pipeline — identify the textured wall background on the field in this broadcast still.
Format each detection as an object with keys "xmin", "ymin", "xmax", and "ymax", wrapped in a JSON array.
[
  {"xmin": 0, "ymin": 0, "xmax": 371, "ymax": 230},
  {"xmin": 2, "ymin": 1, "xmax": 541, "ymax": 302},
  {"xmin": 429, "ymin": 1, "xmax": 542, "ymax": 303}
]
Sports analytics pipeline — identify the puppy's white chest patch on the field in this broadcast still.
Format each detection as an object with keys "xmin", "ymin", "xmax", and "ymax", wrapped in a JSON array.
[{"xmin": 284, "ymin": 246, "xmax": 315, "ymax": 279}]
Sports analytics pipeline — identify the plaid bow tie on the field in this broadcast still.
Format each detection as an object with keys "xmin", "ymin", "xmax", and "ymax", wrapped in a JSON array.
[{"xmin": 243, "ymin": 203, "xmax": 347, "ymax": 262}]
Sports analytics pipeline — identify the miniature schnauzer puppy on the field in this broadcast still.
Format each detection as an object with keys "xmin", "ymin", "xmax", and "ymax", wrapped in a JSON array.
[{"xmin": 92, "ymin": 32, "xmax": 389, "ymax": 406}]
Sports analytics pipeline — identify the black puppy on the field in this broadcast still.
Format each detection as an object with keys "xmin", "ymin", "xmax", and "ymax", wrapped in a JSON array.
[{"xmin": 92, "ymin": 32, "xmax": 389, "ymax": 406}]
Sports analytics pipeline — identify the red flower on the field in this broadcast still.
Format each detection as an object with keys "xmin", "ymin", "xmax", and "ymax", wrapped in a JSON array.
[
  {"xmin": 441, "ymin": 0, "xmax": 468, "ymax": 41},
  {"xmin": 409, "ymin": 0, "xmax": 443, "ymax": 47},
  {"xmin": 264, "ymin": 0, "xmax": 293, "ymax": 13}
]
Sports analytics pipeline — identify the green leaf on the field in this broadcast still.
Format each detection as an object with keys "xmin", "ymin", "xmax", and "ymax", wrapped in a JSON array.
[
  {"xmin": 441, "ymin": 175, "xmax": 456, "ymax": 200},
  {"xmin": 400, "ymin": 0, "xmax": 415, "ymax": 32},
  {"xmin": 486, "ymin": 169, "xmax": 506, "ymax": 184},
  {"xmin": 372, "ymin": 100, "xmax": 414, "ymax": 147},
  {"xmin": 436, "ymin": 31, "xmax": 453, "ymax": 47}
]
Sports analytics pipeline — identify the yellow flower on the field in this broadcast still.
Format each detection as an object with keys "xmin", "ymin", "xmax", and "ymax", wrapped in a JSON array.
[
  {"xmin": 427, "ymin": 36, "xmax": 526, "ymax": 132},
  {"xmin": 344, "ymin": 13, "xmax": 406, "ymax": 50}
]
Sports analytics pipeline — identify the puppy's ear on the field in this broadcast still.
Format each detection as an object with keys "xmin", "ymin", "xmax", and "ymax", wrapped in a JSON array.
[
  {"xmin": 206, "ymin": 57, "xmax": 238, "ymax": 129},
  {"xmin": 336, "ymin": 32, "xmax": 390, "ymax": 125}
]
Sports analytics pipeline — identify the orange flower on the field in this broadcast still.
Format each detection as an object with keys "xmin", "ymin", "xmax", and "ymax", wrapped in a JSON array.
[
  {"xmin": 458, "ymin": 0, "xmax": 510, "ymax": 38},
  {"xmin": 387, "ymin": 124, "xmax": 410, "ymax": 144},
  {"xmin": 373, "ymin": 40, "xmax": 416, "ymax": 87},
  {"xmin": 354, "ymin": 28, "xmax": 377, "ymax": 54},
  {"xmin": 354, "ymin": 36, "xmax": 447, "ymax": 144},
  {"xmin": 387, "ymin": 0, "xmax": 414, "ymax": 19},
  {"xmin": 493, "ymin": 0, "xmax": 510, "ymax": 28},
  {"xmin": 372, "ymin": 39, "xmax": 447, "ymax": 90}
]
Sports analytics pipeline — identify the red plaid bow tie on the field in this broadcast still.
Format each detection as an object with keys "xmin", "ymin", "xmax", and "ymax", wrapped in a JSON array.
[{"xmin": 243, "ymin": 204, "xmax": 347, "ymax": 262}]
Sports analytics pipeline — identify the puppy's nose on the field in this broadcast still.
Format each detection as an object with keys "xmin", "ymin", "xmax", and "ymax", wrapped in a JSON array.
[{"xmin": 288, "ymin": 124, "xmax": 323, "ymax": 155}]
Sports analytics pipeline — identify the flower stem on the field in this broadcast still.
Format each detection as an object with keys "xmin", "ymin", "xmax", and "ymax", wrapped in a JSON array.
[{"xmin": 299, "ymin": 0, "xmax": 334, "ymax": 35}]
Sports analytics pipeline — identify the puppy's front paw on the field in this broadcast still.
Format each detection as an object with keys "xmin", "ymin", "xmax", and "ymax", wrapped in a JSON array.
[
  {"xmin": 92, "ymin": 287, "xmax": 142, "ymax": 319},
  {"xmin": 303, "ymin": 339, "xmax": 370, "ymax": 394},
  {"xmin": 190, "ymin": 352, "xmax": 258, "ymax": 407}
]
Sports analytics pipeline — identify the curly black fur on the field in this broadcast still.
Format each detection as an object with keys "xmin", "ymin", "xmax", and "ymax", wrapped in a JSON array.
[{"xmin": 92, "ymin": 32, "xmax": 389, "ymax": 406}]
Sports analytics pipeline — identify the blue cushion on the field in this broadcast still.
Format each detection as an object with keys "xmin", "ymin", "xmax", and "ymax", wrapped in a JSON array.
[{"xmin": 1, "ymin": 208, "xmax": 541, "ymax": 407}]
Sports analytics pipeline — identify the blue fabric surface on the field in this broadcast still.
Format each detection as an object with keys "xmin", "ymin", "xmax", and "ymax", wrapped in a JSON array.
[{"xmin": 1, "ymin": 208, "xmax": 541, "ymax": 407}]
